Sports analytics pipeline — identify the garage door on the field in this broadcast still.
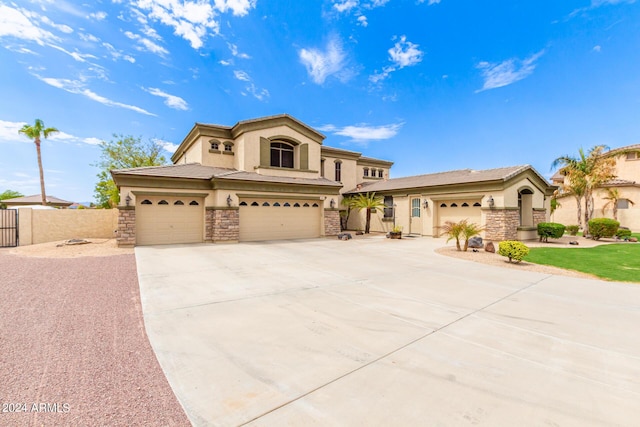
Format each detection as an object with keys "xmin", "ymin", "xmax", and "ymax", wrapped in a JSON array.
[
  {"xmin": 239, "ymin": 198, "xmax": 321, "ymax": 242},
  {"xmin": 436, "ymin": 199, "xmax": 482, "ymax": 236},
  {"xmin": 136, "ymin": 195, "xmax": 204, "ymax": 245}
]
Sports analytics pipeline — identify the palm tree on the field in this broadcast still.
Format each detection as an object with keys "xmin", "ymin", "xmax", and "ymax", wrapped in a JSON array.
[
  {"xmin": 602, "ymin": 188, "xmax": 634, "ymax": 220},
  {"xmin": 552, "ymin": 145, "xmax": 618, "ymax": 235},
  {"xmin": 349, "ymin": 192, "xmax": 385, "ymax": 234},
  {"xmin": 461, "ymin": 220, "xmax": 485, "ymax": 252},
  {"xmin": 18, "ymin": 119, "xmax": 59, "ymax": 206},
  {"xmin": 439, "ymin": 220, "xmax": 464, "ymax": 251}
]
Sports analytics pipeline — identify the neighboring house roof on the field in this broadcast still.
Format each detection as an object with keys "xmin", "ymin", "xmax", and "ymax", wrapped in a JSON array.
[
  {"xmin": 601, "ymin": 178, "xmax": 638, "ymax": 187},
  {"xmin": 551, "ymin": 171, "xmax": 565, "ymax": 181},
  {"xmin": 112, "ymin": 163, "xmax": 342, "ymax": 188},
  {"xmin": 1, "ymin": 194, "xmax": 73, "ymax": 207},
  {"xmin": 345, "ymin": 165, "xmax": 549, "ymax": 193},
  {"xmin": 607, "ymin": 143, "xmax": 640, "ymax": 156}
]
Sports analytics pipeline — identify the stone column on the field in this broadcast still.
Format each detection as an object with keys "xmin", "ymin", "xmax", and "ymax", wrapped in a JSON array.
[
  {"xmin": 533, "ymin": 209, "xmax": 547, "ymax": 226},
  {"xmin": 484, "ymin": 208, "xmax": 519, "ymax": 241},
  {"xmin": 208, "ymin": 207, "xmax": 239, "ymax": 242},
  {"xmin": 116, "ymin": 206, "xmax": 136, "ymax": 247},
  {"xmin": 324, "ymin": 209, "xmax": 340, "ymax": 236}
]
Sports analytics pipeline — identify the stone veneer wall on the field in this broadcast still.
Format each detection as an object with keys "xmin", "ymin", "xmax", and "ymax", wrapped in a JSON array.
[
  {"xmin": 207, "ymin": 208, "xmax": 239, "ymax": 242},
  {"xmin": 324, "ymin": 209, "xmax": 340, "ymax": 236},
  {"xmin": 484, "ymin": 209, "xmax": 520, "ymax": 241},
  {"xmin": 116, "ymin": 206, "xmax": 136, "ymax": 247},
  {"xmin": 533, "ymin": 209, "xmax": 547, "ymax": 227}
]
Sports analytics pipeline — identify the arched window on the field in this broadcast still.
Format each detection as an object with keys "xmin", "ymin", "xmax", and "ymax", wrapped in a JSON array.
[
  {"xmin": 303, "ymin": 203, "xmax": 310, "ymax": 207},
  {"xmin": 293, "ymin": 203, "xmax": 300, "ymax": 207},
  {"xmin": 262, "ymin": 202, "xmax": 270, "ymax": 206},
  {"xmin": 461, "ymin": 202, "xmax": 469, "ymax": 207},
  {"xmin": 239, "ymin": 201, "xmax": 248, "ymax": 206},
  {"xmin": 141, "ymin": 199, "xmax": 152, "ymax": 205},
  {"xmin": 174, "ymin": 200, "xmax": 184, "ymax": 205},
  {"xmin": 223, "ymin": 142, "xmax": 233, "ymax": 152},
  {"xmin": 158, "ymin": 200, "xmax": 169, "ymax": 205},
  {"xmin": 312, "ymin": 203, "xmax": 319, "ymax": 207},
  {"xmin": 450, "ymin": 203, "xmax": 458, "ymax": 207},
  {"xmin": 440, "ymin": 203, "xmax": 447, "ymax": 208},
  {"xmin": 189, "ymin": 200, "xmax": 199, "ymax": 206},
  {"xmin": 273, "ymin": 202, "xmax": 281, "ymax": 207},
  {"xmin": 473, "ymin": 202, "xmax": 481, "ymax": 207},
  {"xmin": 270, "ymin": 142, "xmax": 294, "ymax": 168},
  {"xmin": 210, "ymin": 140, "xmax": 219, "ymax": 150},
  {"xmin": 251, "ymin": 201, "xmax": 259, "ymax": 206},
  {"xmin": 283, "ymin": 202, "xmax": 291, "ymax": 207}
]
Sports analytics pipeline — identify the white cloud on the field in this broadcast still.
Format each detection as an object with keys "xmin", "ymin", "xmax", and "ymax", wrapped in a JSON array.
[
  {"xmin": 153, "ymin": 138, "xmax": 179, "ymax": 153},
  {"xmin": 227, "ymin": 42, "xmax": 251, "ymax": 59},
  {"xmin": 569, "ymin": 0, "xmax": 635, "ymax": 17},
  {"xmin": 418, "ymin": 0, "xmax": 441, "ymax": 4},
  {"xmin": 334, "ymin": 0, "xmax": 358, "ymax": 13},
  {"xmin": 144, "ymin": 87, "xmax": 189, "ymax": 110},
  {"xmin": 593, "ymin": 45, "xmax": 602, "ymax": 52},
  {"xmin": 318, "ymin": 122, "xmax": 403, "ymax": 144},
  {"xmin": 299, "ymin": 37, "xmax": 349, "ymax": 85},
  {"xmin": 124, "ymin": 31, "xmax": 169, "ymax": 56},
  {"xmin": 369, "ymin": 36, "xmax": 424, "ymax": 84},
  {"xmin": 357, "ymin": 15, "xmax": 368, "ymax": 27},
  {"xmin": 0, "ymin": 119, "xmax": 101, "ymax": 146},
  {"xmin": 34, "ymin": 75, "xmax": 156, "ymax": 116},
  {"xmin": 219, "ymin": 59, "xmax": 231, "ymax": 66},
  {"xmin": 90, "ymin": 11, "xmax": 108, "ymax": 21},
  {"xmin": 0, "ymin": 4, "xmax": 58, "ymax": 45},
  {"xmin": 476, "ymin": 50, "xmax": 545, "ymax": 92},
  {"xmin": 132, "ymin": 0, "xmax": 256, "ymax": 50},
  {"xmin": 40, "ymin": 16, "xmax": 73, "ymax": 34},
  {"xmin": 233, "ymin": 70, "xmax": 251, "ymax": 81},
  {"xmin": 48, "ymin": 44, "xmax": 98, "ymax": 62},
  {"xmin": 102, "ymin": 42, "xmax": 136, "ymax": 63},
  {"xmin": 79, "ymin": 32, "xmax": 100, "ymax": 43}
]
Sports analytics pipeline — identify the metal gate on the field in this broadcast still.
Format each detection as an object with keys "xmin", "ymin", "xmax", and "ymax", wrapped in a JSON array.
[{"xmin": 0, "ymin": 209, "xmax": 18, "ymax": 247}]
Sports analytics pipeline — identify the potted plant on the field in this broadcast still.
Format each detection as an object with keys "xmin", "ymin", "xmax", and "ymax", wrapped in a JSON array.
[{"xmin": 389, "ymin": 225, "xmax": 403, "ymax": 239}]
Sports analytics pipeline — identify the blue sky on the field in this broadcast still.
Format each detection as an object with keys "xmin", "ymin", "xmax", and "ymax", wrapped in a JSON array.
[{"xmin": 1, "ymin": 0, "xmax": 639, "ymax": 203}]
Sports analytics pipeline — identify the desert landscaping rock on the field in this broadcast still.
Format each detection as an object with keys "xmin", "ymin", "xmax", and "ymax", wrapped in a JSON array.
[{"xmin": 0, "ymin": 251, "xmax": 189, "ymax": 426}]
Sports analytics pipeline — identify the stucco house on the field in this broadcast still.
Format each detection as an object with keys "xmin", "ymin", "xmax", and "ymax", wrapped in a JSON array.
[
  {"xmin": 112, "ymin": 114, "xmax": 554, "ymax": 246},
  {"xmin": 551, "ymin": 144, "xmax": 640, "ymax": 230}
]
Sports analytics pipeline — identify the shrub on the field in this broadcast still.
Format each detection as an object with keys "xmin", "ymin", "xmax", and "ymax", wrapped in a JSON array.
[
  {"xmin": 537, "ymin": 222, "xmax": 566, "ymax": 242},
  {"xmin": 588, "ymin": 218, "xmax": 619, "ymax": 240},
  {"xmin": 498, "ymin": 241, "xmax": 530, "ymax": 263},
  {"xmin": 566, "ymin": 225, "xmax": 579, "ymax": 236},
  {"xmin": 616, "ymin": 228, "xmax": 632, "ymax": 239}
]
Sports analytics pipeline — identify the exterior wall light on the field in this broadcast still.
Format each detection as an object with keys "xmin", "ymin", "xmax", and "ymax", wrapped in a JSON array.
[
  {"xmin": 423, "ymin": 199, "xmax": 429, "ymax": 209},
  {"xmin": 488, "ymin": 196, "xmax": 495, "ymax": 208},
  {"xmin": 226, "ymin": 195, "xmax": 232, "ymax": 207},
  {"xmin": 330, "ymin": 198, "xmax": 336, "ymax": 208},
  {"xmin": 125, "ymin": 193, "xmax": 131, "ymax": 206}
]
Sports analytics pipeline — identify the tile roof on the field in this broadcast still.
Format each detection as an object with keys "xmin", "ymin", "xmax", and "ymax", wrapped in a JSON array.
[
  {"xmin": 112, "ymin": 163, "xmax": 342, "ymax": 187},
  {"xmin": 345, "ymin": 165, "xmax": 538, "ymax": 193},
  {"xmin": 2, "ymin": 194, "xmax": 73, "ymax": 205},
  {"xmin": 607, "ymin": 143, "xmax": 640, "ymax": 155},
  {"xmin": 602, "ymin": 179, "xmax": 638, "ymax": 186},
  {"xmin": 112, "ymin": 163, "xmax": 235, "ymax": 179}
]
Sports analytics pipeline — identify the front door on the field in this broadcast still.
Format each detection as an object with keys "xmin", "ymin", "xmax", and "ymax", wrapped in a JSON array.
[{"xmin": 410, "ymin": 197, "xmax": 422, "ymax": 235}]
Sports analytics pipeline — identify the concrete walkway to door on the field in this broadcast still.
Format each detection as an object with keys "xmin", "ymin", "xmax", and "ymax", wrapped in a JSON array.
[{"xmin": 135, "ymin": 236, "xmax": 640, "ymax": 426}]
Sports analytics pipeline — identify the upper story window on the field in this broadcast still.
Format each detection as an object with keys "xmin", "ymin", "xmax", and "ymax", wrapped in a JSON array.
[
  {"xmin": 617, "ymin": 199, "xmax": 631, "ymax": 209},
  {"xmin": 626, "ymin": 152, "xmax": 638, "ymax": 160},
  {"xmin": 210, "ymin": 141, "xmax": 219, "ymax": 150},
  {"xmin": 271, "ymin": 142, "xmax": 294, "ymax": 168},
  {"xmin": 363, "ymin": 168, "xmax": 369, "ymax": 177},
  {"xmin": 321, "ymin": 159, "xmax": 325, "ymax": 177},
  {"xmin": 371, "ymin": 168, "xmax": 376, "ymax": 177},
  {"xmin": 224, "ymin": 143, "xmax": 233, "ymax": 152},
  {"xmin": 335, "ymin": 160, "xmax": 342, "ymax": 182},
  {"xmin": 378, "ymin": 169, "xmax": 383, "ymax": 178}
]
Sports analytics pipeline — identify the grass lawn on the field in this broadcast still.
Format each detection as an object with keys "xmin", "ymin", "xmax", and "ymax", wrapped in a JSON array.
[{"xmin": 526, "ymin": 244, "xmax": 640, "ymax": 282}]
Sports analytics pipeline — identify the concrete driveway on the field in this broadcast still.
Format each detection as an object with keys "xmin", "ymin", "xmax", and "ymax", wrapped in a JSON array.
[{"xmin": 135, "ymin": 237, "xmax": 640, "ymax": 426}]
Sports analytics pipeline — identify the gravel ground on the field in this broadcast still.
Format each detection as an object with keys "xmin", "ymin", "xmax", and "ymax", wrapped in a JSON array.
[
  {"xmin": 0, "ymin": 252, "xmax": 190, "ymax": 426},
  {"xmin": 6, "ymin": 239, "xmax": 133, "ymax": 258}
]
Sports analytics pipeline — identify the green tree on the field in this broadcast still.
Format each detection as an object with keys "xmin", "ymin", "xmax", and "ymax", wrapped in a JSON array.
[
  {"xmin": 602, "ymin": 188, "xmax": 634, "ymax": 220},
  {"xmin": 349, "ymin": 192, "xmax": 385, "ymax": 234},
  {"xmin": 94, "ymin": 135, "xmax": 167, "ymax": 208},
  {"xmin": 0, "ymin": 190, "xmax": 24, "ymax": 209},
  {"xmin": 552, "ymin": 145, "xmax": 628, "ymax": 235},
  {"xmin": 460, "ymin": 220, "xmax": 485, "ymax": 252},
  {"xmin": 18, "ymin": 119, "xmax": 59, "ymax": 206}
]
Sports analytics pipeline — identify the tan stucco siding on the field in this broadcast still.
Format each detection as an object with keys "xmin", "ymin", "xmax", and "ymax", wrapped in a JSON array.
[
  {"xmin": 18, "ymin": 208, "xmax": 119, "ymax": 245},
  {"xmin": 322, "ymin": 155, "xmax": 357, "ymax": 197},
  {"xmin": 120, "ymin": 186, "xmax": 216, "ymax": 207},
  {"xmin": 615, "ymin": 156, "xmax": 640, "ymax": 181},
  {"xmin": 553, "ymin": 187, "xmax": 640, "ymax": 230},
  {"xmin": 504, "ymin": 177, "xmax": 546, "ymax": 208}
]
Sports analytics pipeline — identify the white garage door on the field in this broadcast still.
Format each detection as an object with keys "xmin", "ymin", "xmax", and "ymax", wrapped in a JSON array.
[
  {"xmin": 136, "ymin": 195, "xmax": 204, "ymax": 245},
  {"xmin": 436, "ymin": 199, "xmax": 482, "ymax": 236},
  {"xmin": 239, "ymin": 198, "xmax": 322, "ymax": 242}
]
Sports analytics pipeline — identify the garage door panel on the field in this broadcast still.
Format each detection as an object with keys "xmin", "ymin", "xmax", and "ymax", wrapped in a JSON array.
[
  {"xmin": 437, "ymin": 199, "xmax": 482, "ymax": 237},
  {"xmin": 136, "ymin": 196, "xmax": 204, "ymax": 245},
  {"xmin": 239, "ymin": 199, "xmax": 321, "ymax": 242}
]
